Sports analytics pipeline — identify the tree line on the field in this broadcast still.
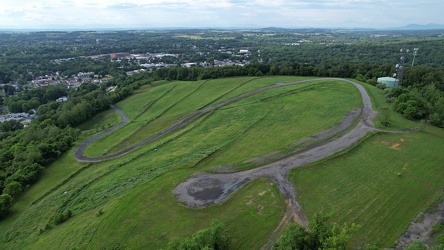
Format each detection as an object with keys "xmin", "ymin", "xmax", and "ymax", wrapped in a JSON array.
[
  {"xmin": 150, "ymin": 63, "xmax": 444, "ymax": 127},
  {"xmin": 0, "ymin": 74, "xmax": 152, "ymax": 219}
]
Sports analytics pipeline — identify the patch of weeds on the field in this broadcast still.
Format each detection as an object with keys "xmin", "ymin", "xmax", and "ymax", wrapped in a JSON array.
[
  {"xmin": 438, "ymin": 232, "xmax": 444, "ymax": 245},
  {"xmin": 432, "ymin": 223, "xmax": 444, "ymax": 234},
  {"xmin": 38, "ymin": 210, "xmax": 73, "ymax": 234},
  {"xmin": 100, "ymin": 242, "xmax": 127, "ymax": 250},
  {"xmin": 96, "ymin": 208, "xmax": 105, "ymax": 217},
  {"xmin": 414, "ymin": 212, "xmax": 425, "ymax": 223}
]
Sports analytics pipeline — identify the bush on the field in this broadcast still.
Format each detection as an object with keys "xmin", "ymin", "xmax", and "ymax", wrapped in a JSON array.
[
  {"xmin": 52, "ymin": 210, "xmax": 73, "ymax": 225},
  {"xmin": 167, "ymin": 220, "xmax": 229, "ymax": 250},
  {"xmin": 375, "ymin": 83, "xmax": 387, "ymax": 89},
  {"xmin": 273, "ymin": 212, "xmax": 360, "ymax": 250},
  {"xmin": 405, "ymin": 241, "xmax": 428, "ymax": 250},
  {"xmin": 0, "ymin": 194, "xmax": 13, "ymax": 219}
]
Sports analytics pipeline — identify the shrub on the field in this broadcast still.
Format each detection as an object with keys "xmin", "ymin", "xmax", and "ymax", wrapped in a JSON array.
[
  {"xmin": 52, "ymin": 210, "xmax": 73, "ymax": 225},
  {"xmin": 0, "ymin": 194, "xmax": 13, "ymax": 219},
  {"xmin": 167, "ymin": 220, "xmax": 229, "ymax": 250}
]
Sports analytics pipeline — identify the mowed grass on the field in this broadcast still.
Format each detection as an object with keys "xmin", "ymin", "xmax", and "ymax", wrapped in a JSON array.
[
  {"xmin": 1, "ymin": 145, "xmax": 284, "ymax": 249},
  {"xmin": 85, "ymin": 77, "xmax": 310, "ymax": 157},
  {"xmin": 289, "ymin": 126, "xmax": 444, "ymax": 247},
  {"xmin": 84, "ymin": 77, "xmax": 257, "ymax": 156},
  {"xmin": 3, "ymin": 76, "xmax": 432, "ymax": 250},
  {"xmin": 84, "ymin": 77, "xmax": 361, "ymax": 165},
  {"xmin": 204, "ymin": 81, "xmax": 361, "ymax": 170},
  {"xmin": 81, "ymin": 176, "xmax": 283, "ymax": 250}
]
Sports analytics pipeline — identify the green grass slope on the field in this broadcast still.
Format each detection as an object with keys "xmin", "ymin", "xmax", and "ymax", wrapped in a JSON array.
[
  {"xmin": 0, "ymin": 77, "xmax": 380, "ymax": 249},
  {"xmin": 290, "ymin": 82, "xmax": 444, "ymax": 247},
  {"xmin": 84, "ymin": 77, "xmax": 361, "ymax": 172}
]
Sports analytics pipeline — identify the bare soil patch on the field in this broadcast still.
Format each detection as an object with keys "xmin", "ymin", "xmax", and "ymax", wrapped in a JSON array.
[{"xmin": 396, "ymin": 199, "xmax": 444, "ymax": 249}]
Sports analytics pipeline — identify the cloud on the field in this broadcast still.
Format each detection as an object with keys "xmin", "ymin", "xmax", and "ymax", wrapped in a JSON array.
[{"xmin": 0, "ymin": 0, "xmax": 443, "ymax": 29}]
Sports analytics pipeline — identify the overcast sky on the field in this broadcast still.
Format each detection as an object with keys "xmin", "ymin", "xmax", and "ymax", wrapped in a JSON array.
[{"xmin": 1, "ymin": 0, "xmax": 443, "ymax": 30}]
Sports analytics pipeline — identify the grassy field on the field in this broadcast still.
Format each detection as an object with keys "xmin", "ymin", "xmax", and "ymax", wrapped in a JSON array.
[
  {"xmin": 203, "ymin": 80, "xmax": 361, "ymax": 170},
  {"xmin": 84, "ymin": 77, "xmax": 361, "ymax": 172},
  {"xmin": 1, "ymin": 76, "xmax": 440, "ymax": 249},
  {"xmin": 287, "ymin": 81, "xmax": 443, "ymax": 247},
  {"xmin": 290, "ymin": 121, "xmax": 444, "ymax": 247},
  {"xmin": 0, "ymin": 119, "xmax": 286, "ymax": 249}
]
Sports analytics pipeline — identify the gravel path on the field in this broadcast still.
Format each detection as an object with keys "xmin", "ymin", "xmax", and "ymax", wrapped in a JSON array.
[
  {"xmin": 173, "ymin": 78, "xmax": 378, "ymax": 227},
  {"xmin": 74, "ymin": 78, "xmax": 365, "ymax": 163},
  {"xmin": 73, "ymin": 78, "xmax": 427, "ymax": 248},
  {"xmin": 396, "ymin": 200, "xmax": 444, "ymax": 249},
  {"xmin": 74, "ymin": 80, "xmax": 377, "ymax": 216},
  {"xmin": 74, "ymin": 105, "xmax": 130, "ymax": 162}
]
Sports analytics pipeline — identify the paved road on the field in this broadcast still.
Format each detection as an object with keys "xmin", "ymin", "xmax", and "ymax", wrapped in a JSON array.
[{"xmin": 74, "ymin": 105, "xmax": 130, "ymax": 162}]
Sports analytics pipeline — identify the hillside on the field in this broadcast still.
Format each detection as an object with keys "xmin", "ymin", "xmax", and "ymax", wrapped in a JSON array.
[{"xmin": 0, "ymin": 76, "xmax": 442, "ymax": 249}]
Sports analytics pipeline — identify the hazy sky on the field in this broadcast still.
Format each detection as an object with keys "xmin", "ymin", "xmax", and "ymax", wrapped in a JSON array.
[{"xmin": 1, "ymin": 0, "xmax": 443, "ymax": 30}]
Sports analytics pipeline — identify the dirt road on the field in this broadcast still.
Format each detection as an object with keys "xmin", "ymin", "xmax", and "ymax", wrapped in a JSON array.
[
  {"xmin": 73, "ymin": 78, "xmax": 427, "ymax": 248},
  {"xmin": 173, "ymin": 79, "xmax": 378, "ymax": 228},
  {"xmin": 74, "ymin": 80, "xmax": 377, "ymax": 217},
  {"xmin": 74, "ymin": 105, "xmax": 129, "ymax": 162},
  {"xmin": 74, "ymin": 78, "xmax": 370, "ymax": 163}
]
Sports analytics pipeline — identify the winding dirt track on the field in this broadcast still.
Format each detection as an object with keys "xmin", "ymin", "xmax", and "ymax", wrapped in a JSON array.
[
  {"xmin": 74, "ymin": 79, "xmax": 377, "ymax": 212},
  {"xmin": 173, "ymin": 79, "xmax": 377, "ymax": 223},
  {"xmin": 74, "ymin": 78, "xmax": 372, "ymax": 162},
  {"xmin": 72, "ymin": 78, "xmax": 379, "ymax": 246},
  {"xmin": 73, "ymin": 78, "xmax": 423, "ymax": 248}
]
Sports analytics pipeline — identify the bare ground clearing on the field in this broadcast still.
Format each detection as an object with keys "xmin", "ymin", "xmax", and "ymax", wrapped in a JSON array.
[{"xmin": 396, "ymin": 199, "xmax": 444, "ymax": 249}]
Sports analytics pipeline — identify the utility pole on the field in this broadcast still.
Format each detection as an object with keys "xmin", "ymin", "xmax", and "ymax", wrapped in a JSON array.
[
  {"xmin": 393, "ymin": 48, "xmax": 417, "ymax": 87},
  {"xmin": 393, "ymin": 49, "xmax": 406, "ymax": 87}
]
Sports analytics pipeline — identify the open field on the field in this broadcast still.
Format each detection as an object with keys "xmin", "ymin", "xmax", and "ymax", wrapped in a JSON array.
[
  {"xmin": 290, "ymin": 126, "xmax": 444, "ymax": 247},
  {"xmin": 84, "ymin": 77, "xmax": 361, "ymax": 172},
  {"xmin": 1, "ymin": 76, "xmax": 441, "ymax": 249}
]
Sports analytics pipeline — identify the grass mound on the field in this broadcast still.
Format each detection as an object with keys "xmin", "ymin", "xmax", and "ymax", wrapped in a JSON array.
[{"xmin": 3, "ymin": 77, "xmax": 429, "ymax": 249}]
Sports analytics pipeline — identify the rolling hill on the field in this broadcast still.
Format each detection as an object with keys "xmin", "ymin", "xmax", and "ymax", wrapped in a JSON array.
[{"xmin": 0, "ymin": 76, "xmax": 442, "ymax": 249}]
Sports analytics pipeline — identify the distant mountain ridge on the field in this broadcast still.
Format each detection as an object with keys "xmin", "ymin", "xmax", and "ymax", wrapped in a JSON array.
[{"xmin": 393, "ymin": 23, "xmax": 444, "ymax": 30}]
